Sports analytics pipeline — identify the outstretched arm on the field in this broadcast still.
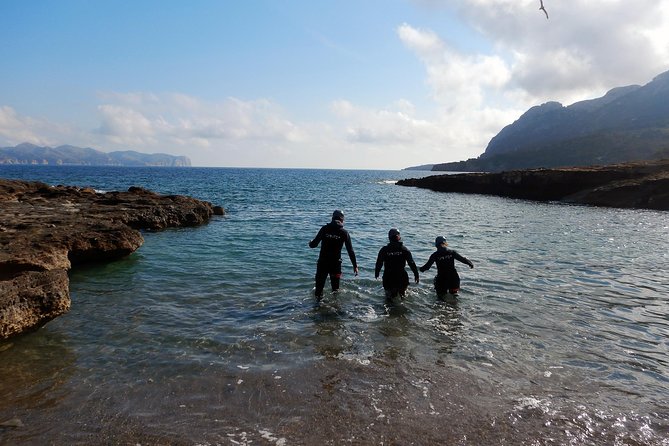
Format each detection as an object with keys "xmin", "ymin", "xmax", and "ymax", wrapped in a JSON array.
[
  {"xmin": 308, "ymin": 227, "xmax": 324, "ymax": 248},
  {"xmin": 419, "ymin": 253, "xmax": 435, "ymax": 272},
  {"xmin": 454, "ymin": 252, "xmax": 474, "ymax": 269}
]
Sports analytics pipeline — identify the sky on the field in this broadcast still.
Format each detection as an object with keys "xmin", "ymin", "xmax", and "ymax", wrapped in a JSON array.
[{"xmin": 1, "ymin": 0, "xmax": 669, "ymax": 170}]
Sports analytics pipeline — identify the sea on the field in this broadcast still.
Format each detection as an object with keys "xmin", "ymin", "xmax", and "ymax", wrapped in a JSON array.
[{"xmin": 0, "ymin": 165, "xmax": 668, "ymax": 445}]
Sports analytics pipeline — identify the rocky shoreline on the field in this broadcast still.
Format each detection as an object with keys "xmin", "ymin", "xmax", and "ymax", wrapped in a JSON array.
[
  {"xmin": 0, "ymin": 179, "xmax": 224, "ymax": 340},
  {"xmin": 397, "ymin": 159, "xmax": 669, "ymax": 211}
]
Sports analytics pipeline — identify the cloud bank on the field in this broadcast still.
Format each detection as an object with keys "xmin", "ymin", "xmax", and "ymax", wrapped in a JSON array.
[{"xmin": 2, "ymin": 0, "xmax": 669, "ymax": 169}]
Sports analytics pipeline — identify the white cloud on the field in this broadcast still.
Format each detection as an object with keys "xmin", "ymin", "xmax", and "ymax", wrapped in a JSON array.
[
  {"xmin": 398, "ymin": 23, "xmax": 512, "ymax": 110},
  {"xmin": 452, "ymin": 0, "xmax": 669, "ymax": 103},
  {"xmin": 91, "ymin": 94, "xmax": 310, "ymax": 163},
  {"xmin": 389, "ymin": 24, "xmax": 522, "ymax": 161},
  {"xmin": 331, "ymin": 99, "xmax": 436, "ymax": 144},
  {"xmin": 97, "ymin": 105, "xmax": 156, "ymax": 145},
  {"xmin": 0, "ymin": 106, "xmax": 66, "ymax": 147}
]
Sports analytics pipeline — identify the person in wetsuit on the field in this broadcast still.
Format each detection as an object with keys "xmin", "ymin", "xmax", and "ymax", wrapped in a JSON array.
[
  {"xmin": 308, "ymin": 209, "xmax": 358, "ymax": 299},
  {"xmin": 375, "ymin": 228, "xmax": 419, "ymax": 299},
  {"xmin": 420, "ymin": 236, "xmax": 474, "ymax": 296}
]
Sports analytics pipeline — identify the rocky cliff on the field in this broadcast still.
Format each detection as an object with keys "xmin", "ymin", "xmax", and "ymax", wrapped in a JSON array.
[
  {"xmin": 0, "ymin": 179, "xmax": 224, "ymax": 339},
  {"xmin": 398, "ymin": 159, "xmax": 669, "ymax": 210}
]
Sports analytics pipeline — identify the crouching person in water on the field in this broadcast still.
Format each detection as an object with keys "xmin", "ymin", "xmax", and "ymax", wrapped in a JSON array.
[
  {"xmin": 420, "ymin": 236, "xmax": 473, "ymax": 297},
  {"xmin": 375, "ymin": 228, "xmax": 419, "ymax": 299},
  {"xmin": 309, "ymin": 209, "xmax": 358, "ymax": 299}
]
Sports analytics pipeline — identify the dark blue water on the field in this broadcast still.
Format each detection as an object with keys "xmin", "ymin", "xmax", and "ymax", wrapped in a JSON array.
[{"xmin": 1, "ymin": 165, "xmax": 668, "ymax": 445}]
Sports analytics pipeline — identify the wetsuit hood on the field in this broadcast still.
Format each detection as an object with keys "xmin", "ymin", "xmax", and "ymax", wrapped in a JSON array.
[
  {"xmin": 332, "ymin": 209, "xmax": 345, "ymax": 223},
  {"xmin": 388, "ymin": 228, "xmax": 401, "ymax": 242}
]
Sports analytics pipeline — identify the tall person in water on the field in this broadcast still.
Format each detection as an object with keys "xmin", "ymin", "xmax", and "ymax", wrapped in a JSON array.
[
  {"xmin": 420, "ymin": 236, "xmax": 474, "ymax": 297},
  {"xmin": 308, "ymin": 210, "xmax": 358, "ymax": 299},
  {"xmin": 375, "ymin": 228, "xmax": 419, "ymax": 299}
]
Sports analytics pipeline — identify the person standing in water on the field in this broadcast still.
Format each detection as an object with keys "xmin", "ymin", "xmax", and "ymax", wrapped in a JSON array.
[
  {"xmin": 420, "ymin": 236, "xmax": 474, "ymax": 296},
  {"xmin": 308, "ymin": 210, "xmax": 358, "ymax": 299},
  {"xmin": 375, "ymin": 228, "xmax": 419, "ymax": 299}
]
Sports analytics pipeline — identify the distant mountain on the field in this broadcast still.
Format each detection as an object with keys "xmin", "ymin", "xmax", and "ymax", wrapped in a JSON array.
[
  {"xmin": 0, "ymin": 143, "xmax": 191, "ymax": 167},
  {"xmin": 433, "ymin": 70, "xmax": 669, "ymax": 172}
]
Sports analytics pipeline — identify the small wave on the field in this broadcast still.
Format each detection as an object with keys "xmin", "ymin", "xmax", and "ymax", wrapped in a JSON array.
[
  {"xmin": 513, "ymin": 396, "xmax": 555, "ymax": 415},
  {"xmin": 345, "ymin": 304, "xmax": 381, "ymax": 322}
]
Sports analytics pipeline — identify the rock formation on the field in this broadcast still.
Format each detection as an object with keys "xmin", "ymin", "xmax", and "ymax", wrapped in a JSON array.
[
  {"xmin": 397, "ymin": 159, "xmax": 669, "ymax": 211},
  {"xmin": 0, "ymin": 179, "xmax": 224, "ymax": 339}
]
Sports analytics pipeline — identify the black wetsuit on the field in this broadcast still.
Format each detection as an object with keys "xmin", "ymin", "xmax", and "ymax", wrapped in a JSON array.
[
  {"xmin": 420, "ymin": 247, "xmax": 473, "ymax": 295},
  {"xmin": 309, "ymin": 220, "xmax": 357, "ymax": 297},
  {"xmin": 375, "ymin": 241, "xmax": 419, "ymax": 298}
]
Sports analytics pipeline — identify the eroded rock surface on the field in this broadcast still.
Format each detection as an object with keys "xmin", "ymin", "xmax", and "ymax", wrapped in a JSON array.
[{"xmin": 0, "ymin": 179, "xmax": 224, "ymax": 339}]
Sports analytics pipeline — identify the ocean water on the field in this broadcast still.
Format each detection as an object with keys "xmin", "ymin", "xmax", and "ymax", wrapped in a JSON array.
[{"xmin": 1, "ymin": 165, "xmax": 668, "ymax": 445}]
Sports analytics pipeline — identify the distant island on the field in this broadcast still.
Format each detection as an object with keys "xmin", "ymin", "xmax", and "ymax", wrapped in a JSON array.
[
  {"xmin": 0, "ymin": 143, "xmax": 191, "ymax": 167},
  {"xmin": 421, "ymin": 69, "xmax": 669, "ymax": 172}
]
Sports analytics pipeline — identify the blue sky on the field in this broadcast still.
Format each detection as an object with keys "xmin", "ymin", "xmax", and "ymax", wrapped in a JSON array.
[{"xmin": 2, "ymin": 0, "xmax": 669, "ymax": 169}]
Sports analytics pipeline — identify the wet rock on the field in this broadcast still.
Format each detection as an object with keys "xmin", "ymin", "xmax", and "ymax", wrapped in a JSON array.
[
  {"xmin": 397, "ymin": 159, "xmax": 669, "ymax": 210},
  {"xmin": 0, "ymin": 179, "xmax": 225, "ymax": 339}
]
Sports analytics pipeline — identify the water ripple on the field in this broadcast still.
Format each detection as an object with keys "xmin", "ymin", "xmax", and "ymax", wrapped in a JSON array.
[{"xmin": 2, "ymin": 166, "xmax": 668, "ymax": 444}]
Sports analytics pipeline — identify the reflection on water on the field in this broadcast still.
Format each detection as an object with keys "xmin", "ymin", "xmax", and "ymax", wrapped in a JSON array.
[
  {"xmin": 427, "ymin": 297, "xmax": 462, "ymax": 356},
  {"xmin": 0, "ymin": 332, "xmax": 75, "ymax": 413},
  {"xmin": 312, "ymin": 299, "xmax": 348, "ymax": 360}
]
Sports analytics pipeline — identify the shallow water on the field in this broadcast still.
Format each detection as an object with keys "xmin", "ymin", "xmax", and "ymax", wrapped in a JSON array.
[{"xmin": 1, "ymin": 165, "xmax": 668, "ymax": 445}]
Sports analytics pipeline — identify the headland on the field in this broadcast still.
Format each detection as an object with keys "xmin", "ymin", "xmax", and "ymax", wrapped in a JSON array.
[{"xmin": 397, "ymin": 159, "xmax": 669, "ymax": 211}]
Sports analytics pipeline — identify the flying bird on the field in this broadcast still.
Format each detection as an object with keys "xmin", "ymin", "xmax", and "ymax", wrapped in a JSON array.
[{"xmin": 539, "ymin": 0, "xmax": 549, "ymax": 19}]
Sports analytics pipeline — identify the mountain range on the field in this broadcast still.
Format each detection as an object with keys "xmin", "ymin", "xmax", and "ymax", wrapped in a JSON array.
[
  {"xmin": 0, "ymin": 143, "xmax": 191, "ymax": 167},
  {"xmin": 432, "ymin": 70, "xmax": 669, "ymax": 172}
]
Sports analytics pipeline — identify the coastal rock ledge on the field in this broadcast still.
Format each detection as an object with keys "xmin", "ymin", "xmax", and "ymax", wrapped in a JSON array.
[
  {"xmin": 0, "ymin": 179, "xmax": 225, "ymax": 340},
  {"xmin": 397, "ymin": 159, "xmax": 669, "ymax": 211}
]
